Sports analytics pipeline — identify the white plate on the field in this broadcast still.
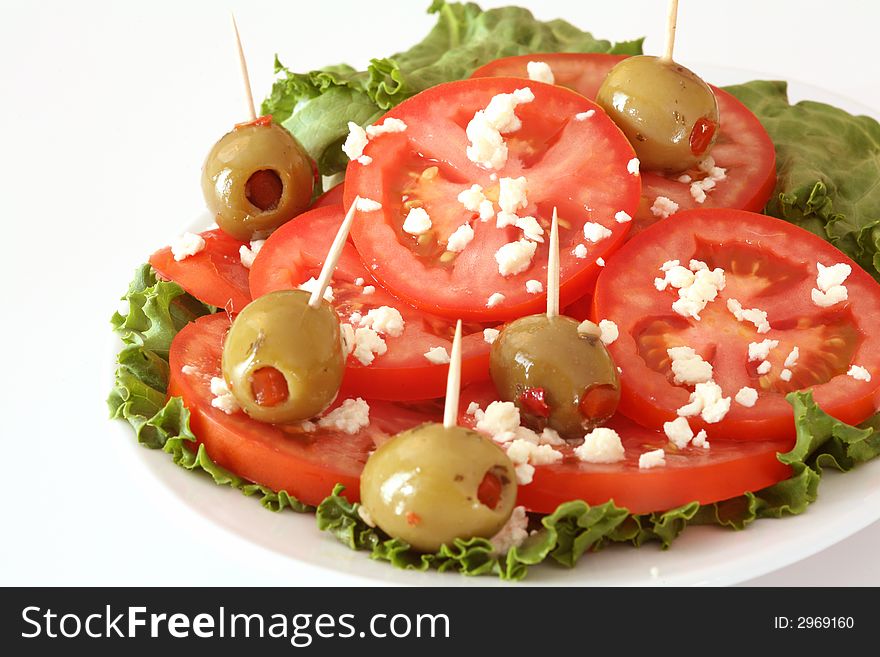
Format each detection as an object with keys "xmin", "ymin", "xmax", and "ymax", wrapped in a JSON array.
[{"xmin": 114, "ymin": 65, "xmax": 880, "ymax": 586}]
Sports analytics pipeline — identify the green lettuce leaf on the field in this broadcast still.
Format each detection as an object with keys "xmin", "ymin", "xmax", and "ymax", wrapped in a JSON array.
[
  {"xmin": 262, "ymin": 1, "xmax": 644, "ymax": 175},
  {"xmin": 109, "ymin": 265, "xmax": 309, "ymax": 513},
  {"xmin": 723, "ymin": 80, "xmax": 880, "ymax": 279}
]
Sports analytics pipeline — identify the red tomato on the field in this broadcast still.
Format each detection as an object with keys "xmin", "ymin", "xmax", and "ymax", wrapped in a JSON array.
[
  {"xmin": 168, "ymin": 313, "xmax": 442, "ymax": 506},
  {"xmin": 248, "ymin": 206, "xmax": 493, "ymax": 400},
  {"xmin": 471, "ymin": 54, "xmax": 777, "ymax": 233},
  {"xmin": 149, "ymin": 229, "xmax": 251, "ymax": 313},
  {"xmin": 460, "ymin": 381, "xmax": 792, "ymax": 515},
  {"xmin": 593, "ymin": 208, "xmax": 880, "ymax": 440},
  {"xmin": 342, "ymin": 77, "xmax": 640, "ymax": 321},
  {"xmin": 312, "ymin": 182, "xmax": 344, "ymax": 209}
]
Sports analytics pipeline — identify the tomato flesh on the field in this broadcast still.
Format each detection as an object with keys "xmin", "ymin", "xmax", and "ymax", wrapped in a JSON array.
[{"xmin": 593, "ymin": 208, "xmax": 880, "ymax": 440}]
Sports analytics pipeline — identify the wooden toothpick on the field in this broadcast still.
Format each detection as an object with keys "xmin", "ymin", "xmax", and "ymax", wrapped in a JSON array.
[
  {"xmin": 309, "ymin": 199, "xmax": 359, "ymax": 308},
  {"xmin": 546, "ymin": 207, "xmax": 560, "ymax": 319},
  {"xmin": 231, "ymin": 13, "xmax": 257, "ymax": 121},
  {"xmin": 661, "ymin": 0, "xmax": 680, "ymax": 62},
  {"xmin": 442, "ymin": 320, "xmax": 463, "ymax": 429}
]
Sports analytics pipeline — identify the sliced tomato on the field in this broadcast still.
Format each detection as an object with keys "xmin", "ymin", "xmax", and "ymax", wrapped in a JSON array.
[
  {"xmin": 312, "ymin": 182, "xmax": 344, "ymax": 209},
  {"xmin": 168, "ymin": 313, "xmax": 442, "ymax": 506},
  {"xmin": 150, "ymin": 229, "xmax": 251, "ymax": 313},
  {"xmin": 342, "ymin": 77, "xmax": 640, "ymax": 321},
  {"xmin": 472, "ymin": 54, "xmax": 776, "ymax": 233},
  {"xmin": 460, "ymin": 381, "xmax": 792, "ymax": 514},
  {"xmin": 593, "ymin": 208, "xmax": 880, "ymax": 440},
  {"xmin": 249, "ymin": 206, "xmax": 493, "ymax": 400}
]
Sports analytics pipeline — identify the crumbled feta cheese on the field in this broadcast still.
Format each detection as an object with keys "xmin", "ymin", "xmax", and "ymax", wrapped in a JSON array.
[
  {"xmin": 402, "ymin": 207, "xmax": 432, "ymax": 235},
  {"xmin": 355, "ymin": 197, "xmax": 382, "ymax": 212},
  {"xmin": 598, "ymin": 319, "xmax": 619, "ymax": 345},
  {"xmin": 627, "ymin": 158, "xmax": 640, "ymax": 175},
  {"xmin": 239, "ymin": 239, "xmax": 265, "ymax": 269},
  {"xmin": 692, "ymin": 430, "xmax": 710, "ymax": 449},
  {"xmin": 487, "ymin": 292, "xmax": 505, "ymax": 308},
  {"xmin": 811, "ymin": 285, "xmax": 848, "ymax": 308},
  {"xmin": 359, "ymin": 306, "xmax": 405, "ymax": 337},
  {"xmin": 423, "ymin": 346, "xmax": 451, "ymax": 364},
  {"xmin": 639, "ymin": 449, "xmax": 666, "ymax": 469},
  {"xmin": 670, "ymin": 266, "xmax": 726, "ymax": 320},
  {"xmin": 365, "ymin": 117, "xmax": 407, "ymax": 138},
  {"xmin": 458, "ymin": 184, "xmax": 488, "ymax": 213},
  {"xmin": 784, "ymin": 347, "xmax": 800, "ymax": 368},
  {"xmin": 664, "ymin": 416, "xmax": 694, "ymax": 449},
  {"xmin": 362, "ymin": 285, "xmax": 376, "ymax": 295},
  {"xmin": 650, "ymin": 196, "xmax": 679, "ymax": 219},
  {"xmin": 498, "ymin": 176, "xmax": 529, "ymax": 214},
  {"xmin": 171, "ymin": 232, "xmax": 206, "ymax": 261},
  {"xmin": 483, "ymin": 328, "xmax": 500, "ymax": 344},
  {"xmin": 515, "ymin": 463, "xmax": 535, "ymax": 485},
  {"xmin": 689, "ymin": 259, "xmax": 708, "ymax": 271},
  {"xmin": 756, "ymin": 360, "xmax": 772, "ymax": 375},
  {"xmin": 727, "ymin": 298, "xmax": 771, "ymax": 334},
  {"xmin": 539, "ymin": 428, "xmax": 565, "ymax": 446},
  {"xmin": 485, "ymin": 87, "xmax": 534, "ymax": 132},
  {"xmin": 655, "ymin": 264, "xmax": 695, "ymax": 292},
  {"xmin": 583, "ymin": 222, "xmax": 612, "ymax": 243},
  {"xmin": 526, "ymin": 60, "xmax": 555, "ymax": 84},
  {"xmin": 816, "ymin": 262, "xmax": 852, "ymax": 292},
  {"xmin": 506, "ymin": 439, "xmax": 563, "ymax": 466},
  {"xmin": 353, "ymin": 277, "xmax": 365, "ymax": 287},
  {"xmin": 465, "ymin": 88, "xmax": 534, "ymax": 169},
  {"xmin": 780, "ymin": 368, "xmax": 793, "ymax": 382},
  {"xmin": 574, "ymin": 427, "xmax": 625, "ymax": 463},
  {"xmin": 298, "ymin": 420, "xmax": 317, "ymax": 433},
  {"xmin": 349, "ymin": 312, "xmax": 362, "ymax": 324},
  {"xmin": 735, "ymin": 387, "xmax": 758, "ymax": 407},
  {"xmin": 495, "ymin": 211, "xmax": 518, "ymax": 228},
  {"xmin": 210, "ymin": 377, "xmax": 240, "ymax": 414},
  {"xmin": 689, "ymin": 177, "xmax": 717, "ymax": 204},
  {"xmin": 515, "ymin": 216, "xmax": 544, "ymax": 242},
  {"xmin": 677, "ymin": 381, "xmax": 731, "ymax": 424},
  {"xmin": 446, "ymin": 223, "xmax": 475, "ymax": 252},
  {"xmin": 597, "ymin": 257, "xmax": 606, "ymax": 267},
  {"xmin": 667, "ymin": 346, "xmax": 713, "ymax": 385},
  {"xmin": 574, "ymin": 109, "xmax": 596, "ymax": 121},
  {"xmin": 848, "ymin": 365, "xmax": 872, "ymax": 382},
  {"xmin": 356, "ymin": 155, "xmax": 372, "ymax": 166},
  {"xmin": 340, "ymin": 322, "xmax": 355, "ymax": 355},
  {"xmin": 661, "ymin": 260, "xmax": 681, "ymax": 272},
  {"xmin": 577, "ymin": 319, "xmax": 602, "ymax": 339},
  {"xmin": 476, "ymin": 401, "xmax": 521, "ymax": 438},
  {"xmin": 490, "ymin": 506, "xmax": 529, "ymax": 555},
  {"xmin": 614, "ymin": 210, "xmax": 632, "ymax": 224},
  {"xmin": 342, "ymin": 122, "xmax": 368, "ymax": 160},
  {"xmin": 478, "ymin": 199, "xmax": 495, "ymax": 221},
  {"xmin": 298, "ymin": 277, "xmax": 334, "ymax": 302},
  {"xmin": 466, "ymin": 402, "xmax": 481, "ymax": 416},
  {"xmin": 357, "ymin": 505, "xmax": 376, "ymax": 528},
  {"xmin": 748, "ymin": 339, "xmax": 779, "ymax": 362},
  {"xmin": 495, "ymin": 239, "xmax": 537, "ymax": 276},
  {"xmin": 677, "ymin": 174, "xmax": 692, "ymax": 184},
  {"xmin": 573, "ymin": 244, "xmax": 588, "ymax": 259},
  {"xmin": 352, "ymin": 327, "xmax": 387, "ymax": 365},
  {"xmin": 318, "ymin": 398, "xmax": 370, "ymax": 434},
  {"xmin": 525, "ymin": 279, "xmax": 543, "ymax": 294}
]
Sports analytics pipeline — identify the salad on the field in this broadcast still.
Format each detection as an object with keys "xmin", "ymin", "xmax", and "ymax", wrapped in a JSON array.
[{"xmin": 109, "ymin": 1, "xmax": 880, "ymax": 581}]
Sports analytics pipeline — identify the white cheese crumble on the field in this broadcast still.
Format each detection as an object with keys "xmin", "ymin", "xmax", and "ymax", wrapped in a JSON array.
[
  {"xmin": 359, "ymin": 306, "xmax": 405, "ymax": 337},
  {"xmin": 340, "ymin": 322, "xmax": 356, "ymax": 355},
  {"xmin": 171, "ymin": 232, "xmax": 206, "ymax": 261},
  {"xmin": 667, "ymin": 346, "xmax": 713, "ymax": 385},
  {"xmin": 506, "ymin": 440, "xmax": 564, "ymax": 467},
  {"xmin": 446, "ymin": 223, "xmax": 475, "ymax": 252},
  {"xmin": 663, "ymin": 416, "xmax": 694, "ymax": 449},
  {"xmin": 487, "ymin": 292, "xmax": 505, "ymax": 308},
  {"xmin": 583, "ymin": 222, "xmax": 612, "ymax": 243},
  {"xmin": 355, "ymin": 197, "xmax": 382, "ymax": 212},
  {"xmin": 402, "ymin": 207, "xmax": 432, "ymax": 235},
  {"xmin": 784, "ymin": 347, "xmax": 800, "ymax": 368},
  {"xmin": 365, "ymin": 117, "xmax": 407, "ymax": 138},
  {"xmin": 525, "ymin": 279, "xmax": 543, "ymax": 294},
  {"xmin": 526, "ymin": 60, "xmax": 555, "ymax": 84},
  {"xmin": 574, "ymin": 427, "xmax": 625, "ymax": 463},
  {"xmin": 780, "ymin": 368, "xmax": 793, "ymax": 382},
  {"xmin": 210, "ymin": 377, "xmax": 240, "ymax": 414},
  {"xmin": 457, "ymin": 185, "xmax": 494, "ymax": 220},
  {"xmin": 239, "ymin": 239, "xmax": 265, "ymax": 269},
  {"xmin": 597, "ymin": 257, "xmax": 606, "ymax": 267},
  {"xmin": 483, "ymin": 328, "xmax": 500, "ymax": 344},
  {"xmin": 627, "ymin": 158, "xmax": 640, "ymax": 175},
  {"xmin": 362, "ymin": 285, "xmax": 376, "ymax": 295},
  {"xmin": 498, "ymin": 176, "xmax": 529, "ymax": 214},
  {"xmin": 677, "ymin": 174, "xmax": 692, "ymax": 184},
  {"xmin": 577, "ymin": 319, "xmax": 602, "ymax": 339},
  {"xmin": 353, "ymin": 277, "xmax": 365, "ymax": 287},
  {"xmin": 573, "ymin": 244, "xmax": 588, "ymax": 259},
  {"xmin": 515, "ymin": 216, "xmax": 544, "ymax": 242},
  {"xmin": 495, "ymin": 211, "xmax": 518, "ymax": 228},
  {"xmin": 812, "ymin": 262, "xmax": 851, "ymax": 307},
  {"xmin": 650, "ymin": 196, "xmax": 679, "ymax": 219},
  {"xmin": 727, "ymin": 298, "xmax": 771, "ymax": 334},
  {"xmin": 669, "ymin": 265, "xmax": 727, "ymax": 320},
  {"xmin": 574, "ymin": 109, "xmax": 596, "ymax": 121},
  {"xmin": 677, "ymin": 381, "xmax": 731, "ymax": 424},
  {"xmin": 692, "ymin": 430, "xmax": 710, "ymax": 449},
  {"xmin": 735, "ymin": 386, "xmax": 758, "ymax": 407},
  {"xmin": 352, "ymin": 327, "xmax": 387, "ymax": 365},
  {"xmin": 356, "ymin": 155, "xmax": 372, "ymax": 166},
  {"xmin": 748, "ymin": 339, "xmax": 779, "ymax": 362},
  {"xmin": 318, "ymin": 398, "xmax": 370, "ymax": 434},
  {"xmin": 475, "ymin": 401, "xmax": 520, "ymax": 438},
  {"xmin": 495, "ymin": 239, "xmax": 537, "ymax": 276},
  {"xmin": 342, "ymin": 122, "xmax": 368, "ymax": 160},
  {"xmin": 812, "ymin": 286, "xmax": 848, "ymax": 307},
  {"xmin": 423, "ymin": 346, "xmax": 451, "ymax": 364},
  {"xmin": 848, "ymin": 365, "xmax": 872, "ymax": 382},
  {"xmin": 598, "ymin": 319, "xmax": 619, "ymax": 345},
  {"xmin": 465, "ymin": 88, "xmax": 534, "ymax": 169},
  {"xmin": 639, "ymin": 449, "xmax": 666, "ymax": 469},
  {"xmin": 490, "ymin": 506, "xmax": 529, "ymax": 555},
  {"xmin": 515, "ymin": 464, "xmax": 535, "ymax": 485},
  {"xmin": 756, "ymin": 360, "xmax": 772, "ymax": 375},
  {"xmin": 298, "ymin": 277, "xmax": 334, "ymax": 302},
  {"xmin": 614, "ymin": 210, "xmax": 632, "ymax": 224}
]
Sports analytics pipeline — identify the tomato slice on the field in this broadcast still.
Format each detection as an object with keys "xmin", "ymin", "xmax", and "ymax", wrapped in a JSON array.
[
  {"xmin": 150, "ymin": 229, "xmax": 252, "ymax": 313},
  {"xmin": 312, "ymin": 182, "xmax": 344, "ymax": 209},
  {"xmin": 248, "ymin": 206, "xmax": 493, "ymax": 400},
  {"xmin": 471, "ymin": 54, "xmax": 777, "ymax": 233},
  {"xmin": 460, "ymin": 381, "xmax": 792, "ymax": 515},
  {"xmin": 593, "ymin": 208, "xmax": 880, "ymax": 440},
  {"xmin": 168, "ymin": 313, "xmax": 442, "ymax": 506},
  {"xmin": 342, "ymin": 77, "xmax": 640, "ymax": 321}
]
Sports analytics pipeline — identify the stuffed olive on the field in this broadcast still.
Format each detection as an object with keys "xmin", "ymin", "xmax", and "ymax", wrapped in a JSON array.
[
  {"xmin": 221, "ymin": 289, "xmax": 344, "ymax": 423},
  {"xmin": 490, "ymin": 315, "xmax": 619, "ymax": 438},
  {"xmin": 596, "ymin": 55, "xmax": 719, "ymax": 173},
  {"xmin": 359, "ymin": 423, "xmax": 517, "ymax": 552},
  {"xmin": 202, "ymin": 118, "xmax": 314, "ymax": 241}
]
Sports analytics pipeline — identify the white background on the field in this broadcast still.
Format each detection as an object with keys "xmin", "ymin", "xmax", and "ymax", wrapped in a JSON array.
[{"xmin": 2, "ymin": 0, "xmax": 879, "ymax": 586}]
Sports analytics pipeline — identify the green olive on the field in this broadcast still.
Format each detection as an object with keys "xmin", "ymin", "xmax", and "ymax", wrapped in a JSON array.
[
  {"xmin": 360, "ymin": 423, "xmax": 517, "ymax": 553},
  {"xmin": 490, "ymin": 315, "xmax": 620, "ymax": 438},
  {"xmin": 596, "ymin": 55, "xmax": 719, "ymax": 173},
  {"xmin": 202, "ymin": 120, "xmax": 314, "ymax": 241},
  {"xmin": 221, "ymin": 289, "xmax": 343, "ymax": 423}
]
